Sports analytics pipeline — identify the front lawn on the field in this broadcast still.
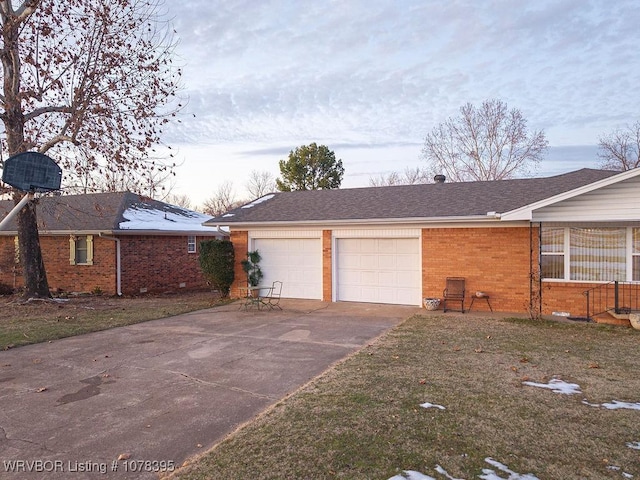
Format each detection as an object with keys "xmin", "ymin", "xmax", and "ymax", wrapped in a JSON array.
[
  {"xmin": 0, "ymin": 291, "xmax": 222, "ymax": 350},
  {"xmin": 170, "ymin": 314, "xmax": 640, "ymax": 480}
]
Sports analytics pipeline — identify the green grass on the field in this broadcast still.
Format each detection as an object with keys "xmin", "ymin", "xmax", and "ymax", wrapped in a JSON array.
[
  {"xmin": 0, "ymin": 292, "xmax": 225, "ymax": 350},
  {"xmin": 170, "ymin": 314, "xmax": 640, "ymax": 480}
]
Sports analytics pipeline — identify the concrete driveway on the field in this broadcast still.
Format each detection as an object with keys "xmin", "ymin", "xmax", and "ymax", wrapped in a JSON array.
[{"xmin": 0, "ymin": 299, "xmax": 421, "ymax": 479}]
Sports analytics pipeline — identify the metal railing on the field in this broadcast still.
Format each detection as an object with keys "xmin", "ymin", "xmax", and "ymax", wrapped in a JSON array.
[{"xmin": 584, "ymin": 281, "xmax": 640, "ymax": 319}]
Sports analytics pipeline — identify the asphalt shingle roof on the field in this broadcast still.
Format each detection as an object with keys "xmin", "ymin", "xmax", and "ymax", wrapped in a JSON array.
[
  {"xmin": 0, "ymin": 192, "xmax": 214, "ymax": 233},
  {"xmin": 210, "ymin": 168, "xmax": 619, "ymax": 225}
]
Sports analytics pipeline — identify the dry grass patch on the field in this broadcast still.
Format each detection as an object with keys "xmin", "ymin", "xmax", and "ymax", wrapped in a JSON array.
[
  {"xmin": 0, "ymin": 291, "xmax": 223, "ymax": 350},
  {"xmin": 171, "ymin": 314, "xmax": 640, "ymax": 480}
]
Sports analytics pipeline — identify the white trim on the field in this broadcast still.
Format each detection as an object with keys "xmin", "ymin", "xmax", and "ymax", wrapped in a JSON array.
[
  {"xmin": 213, "ymin": 215, "xmax": 501, "ymax": 230},
  {"xmin": 332, "ymin": 228, "xmax": 421, "ymax": 238},
  {"xmin": 248, "ymin": 229, "xmax": 322, "ymax": 239},
  {"xmin": 501, "ymin": 168, "xmax": 640, "ymax": 221}
]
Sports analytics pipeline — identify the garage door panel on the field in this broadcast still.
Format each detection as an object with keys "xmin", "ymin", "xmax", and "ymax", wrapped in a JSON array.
[
  {"xmin": 378, "ymin": 255, "xmax": 398, "ymax": 269},
  {"xmin": 254, "ymin": 238, "xmax": 321, "ymax": 300},
  {"xmin": 397, "ymin": 255, "xmax": 419, "ymax": 270},
  {"xmin": 378, "ymin": 271, "xmax": 397, "ymax": 286},
  {"xmin": 361, "ymin": 255, "xmax": 378, "ymax": 268},
  {"xmin": 337, "ymin": 238, "xmax": 420, "ymax": 306}
]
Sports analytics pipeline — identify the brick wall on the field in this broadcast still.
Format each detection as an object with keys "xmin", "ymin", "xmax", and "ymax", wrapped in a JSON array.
[
  {"xmin": 0, "ymin": 235, "xmax": 118, "ymax": 294},
  {"xmin": 1, "ymin": 234, "xmax": 211, "ymax": 295},
  {"xmin": 541, "ymin": 281, "xmax": 598, "ymax": 317},
  {"xmin": 223, "ymin": 226, "xmax": 599, "ymax": 316},
  {"xmin": 0, "ymin": 236, "xmax": 20, "ymax": 290},
  {"xmin": 119, "ymin": 235, "xmax": 210, "ymax": 295},
  {"xmin": 423, "ymin": 227, "xmax": 535, "ymax": 313},
  {"xmin": 230, "ymin": 230, "xmax": 249, "ymax": 298},
  {"xmin": 322, "ymin": 230, "xmax": 332, "ymax": 301}
]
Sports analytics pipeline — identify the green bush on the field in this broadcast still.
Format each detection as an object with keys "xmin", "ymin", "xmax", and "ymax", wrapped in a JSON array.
[
  {"xmin": 241, "ymin": 250, "xmax": 263, "ymax": 286},
  {"xmin": 199, "ymin": 239, "xmax": 235, "ymax": 297}
]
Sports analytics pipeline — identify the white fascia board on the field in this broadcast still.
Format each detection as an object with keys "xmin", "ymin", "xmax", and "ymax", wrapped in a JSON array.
[
  {"xmin": 113, "ymin": 229, "xmax": 225, "ymax": 236},
  {"xmin": 209, "ymin": 215, "xmax": 504, "ymax": 230},
  {"xmin": 500, "ymin": 168, "xmax": 640, "ymax": 221}
]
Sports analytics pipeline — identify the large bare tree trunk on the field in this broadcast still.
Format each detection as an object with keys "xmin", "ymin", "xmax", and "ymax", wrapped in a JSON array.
[{"xmin": 15, "ymin": 195, "xmax": 50, "ymax": 297}]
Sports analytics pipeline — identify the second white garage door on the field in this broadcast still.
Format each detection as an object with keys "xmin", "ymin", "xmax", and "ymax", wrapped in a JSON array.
[
  {"xmin": 336, "ymin": 238, "xmax": 421, "ymax": 305},
  {"xmin": 253, "ymin": 238, "xmax": 322, "ymax": 299}
]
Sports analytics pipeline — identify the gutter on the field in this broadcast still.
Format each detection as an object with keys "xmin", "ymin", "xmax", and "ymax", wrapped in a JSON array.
[
  {"xmin": 204, "ymin": 214, "xmax": 508, "ymax": 229},
  {"xmin": 98, "ymin": 233, "xmax": 122, "ymax": 296}
]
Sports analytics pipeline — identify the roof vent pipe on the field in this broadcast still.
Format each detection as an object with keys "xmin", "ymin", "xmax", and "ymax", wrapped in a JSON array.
[{"xmin": 433, "ymin": 174, "xmax": 446, "ymax": 183}]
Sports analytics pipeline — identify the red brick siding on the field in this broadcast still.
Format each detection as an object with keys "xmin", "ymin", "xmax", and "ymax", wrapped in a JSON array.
[
  {"xmin": 230, "ymin": 230, "xmax": 249, "ymax": 298},
  {"xmin": 0, "ymin": 236, "xmax": 20, "ymax": 290},
  {"xmin": 0, "ymin": 235, "xmax": 118, "ymax": 294},
  {"xmin": 1, "ymin": 234, "xmax": 211, "ymax": 295},
  {"xmin": 423, "ymin": 227, "xmax": 535, "ymax": 312},
  {"xmin": 118, "ymin": 235, "xmax": 209, "ymax": 295},
  {"xmin": 541, "ymin": 282, "xmax": 600, "ymax": 317},
  {"xmin": 322, "ymin": 230, "xmax": 332, "ymax": 301},
  {"xmin": 223, "ymin": 226, "xmax": 602, "ymax": 316}
]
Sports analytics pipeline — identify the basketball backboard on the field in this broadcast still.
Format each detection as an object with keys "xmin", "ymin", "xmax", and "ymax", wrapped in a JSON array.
[{"xmin": 2, "ymin": 152, "xmax": 62, "ymax": 192}]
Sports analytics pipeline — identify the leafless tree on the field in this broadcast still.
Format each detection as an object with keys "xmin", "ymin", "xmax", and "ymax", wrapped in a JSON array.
[
  {"xmin": 164, "ymin": 193, "xmax": 192, "ymax": 209},
  {"xmin": 369, "ymin": 166, "xmax": 430, "ymax": 187},
  {"xmin": 422, "ymin": 99, "xmax": 548, "ymax": 182},
  {"xmin": 201, "ymin": 181, "xmax": 245, "ymax": 217},
  {"xmin": 597, "ymin": 121, "xmax": 640, "ymax": 171},
  {"xmin": 0, "ymin": 0, "xmax": 182, "ymax": 297},
  {"xmin": 246, "ymin": 170, "xmax": 276, "ymax": 199}
]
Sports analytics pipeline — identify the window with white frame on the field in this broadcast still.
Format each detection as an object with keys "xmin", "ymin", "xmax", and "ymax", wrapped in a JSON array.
[
  {"xmin": 541, "ymin": 227, "xmax": 635, "ymax": 282},
  {"xmin": 69, "ymin": 235, "xmax": 94, "ymax": 265},
  {"xmin": 187, "ymin": 235, "xmax": 196, "ymax": 253},
  {"xmin": 541, "ymin": 227, "xmax": 564, "ymax": 279}
]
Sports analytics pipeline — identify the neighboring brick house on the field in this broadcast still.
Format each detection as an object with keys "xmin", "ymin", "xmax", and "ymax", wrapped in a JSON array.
[
  {"xmin": 0, "ymin": 192, "xmax": 225, "ymax": 295},
  {"xmin": 205, "ymin": 168, "xmax": 640, "ymax": 318}
]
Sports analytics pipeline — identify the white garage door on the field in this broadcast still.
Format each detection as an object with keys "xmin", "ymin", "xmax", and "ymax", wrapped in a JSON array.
[
  {"xmin": 336, "ymin": 238, "xmax": 421, "ymax": 305},
  {"xmin": 253, "ymin": 238, "xmax": 322, "ymax": 299}
]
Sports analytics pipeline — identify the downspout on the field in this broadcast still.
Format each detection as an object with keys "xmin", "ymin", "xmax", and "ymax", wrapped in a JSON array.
[
  {"xmin": 529, "ymin": 222, "xmax": 533, "ymax": 314},
  {"xmin": 538, "ymin": 223, "xmax": 542, "ymax": 314},
  {"xmin": 529, "ymin": 222, "xmax": 542, "ymax": 316},
  {"xmin": 99, "ymin": 233, "xmax": 122, "ymax": 296}
]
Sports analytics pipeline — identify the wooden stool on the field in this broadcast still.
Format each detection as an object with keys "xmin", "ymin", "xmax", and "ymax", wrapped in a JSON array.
[{"xmin": 469, "ymin": 292, "xmax": 492, "ymax": 312}]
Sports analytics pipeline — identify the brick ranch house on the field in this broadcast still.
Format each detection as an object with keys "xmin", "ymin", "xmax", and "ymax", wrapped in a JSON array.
[
  {"xmin": 205, "ymin": 168, "xmax": 640, "ymax": 319},
  {"xmin": 0, "ymin": 192, "xmax": 226, "ymax": 295}
]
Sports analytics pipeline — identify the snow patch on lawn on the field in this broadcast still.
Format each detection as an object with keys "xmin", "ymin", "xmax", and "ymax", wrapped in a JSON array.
[
  {"xmin": 583, "ymin": 400, "xmax": 640, "ymax": 410},
  {"xmin": 388, "ymin": 458, "xmax": 539, "ymax": 480},
  {"xmin": 522, "ymin": 378, "xmax": 581, "ymax": 395}
]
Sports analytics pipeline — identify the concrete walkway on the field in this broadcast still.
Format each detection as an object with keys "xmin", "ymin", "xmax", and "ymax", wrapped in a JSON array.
[{"xmin": 0, "ymin": 299, "xmax": 421, "ymax": 479}]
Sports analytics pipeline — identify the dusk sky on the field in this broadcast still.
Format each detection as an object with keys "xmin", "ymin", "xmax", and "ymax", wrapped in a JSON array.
[{"xmin": 162, "ymin": 0, "xmax": 640, "ymax": 207}]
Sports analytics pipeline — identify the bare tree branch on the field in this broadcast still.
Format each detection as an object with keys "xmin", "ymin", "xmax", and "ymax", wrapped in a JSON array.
[
  {"xmin": 245, "ymin": 169, "xmax": 275, "ymax": 199},
  {"xmin": 369, "ymin": 166, "xmax": 430, "ymax": 186},
  {"xmin": 598, "ymin": 121, "xmax": 640, "ymax": 171},
  {"xmin": 422, "ymin": 99, "xmax": 548, "ymax": 182},
  {"xmin": 202, "ymin": 181, "xmax": 245, "ymax": 217}
]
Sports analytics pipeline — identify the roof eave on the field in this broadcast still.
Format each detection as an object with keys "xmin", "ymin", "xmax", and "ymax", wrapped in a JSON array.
[
  {"xmin": 500, "ymin": 168, "xmax": 640, "ymax": 221},
  {"xmin": 113, "ymin": 229, "xmax": 226, "ymax": 236},
  {"xmin": 0, "ymin": 229, "xmax": 226, "ymax": 236},
  {"xmin": 207, "ymin": 215, "xmax": 503, "ymax": 229}
]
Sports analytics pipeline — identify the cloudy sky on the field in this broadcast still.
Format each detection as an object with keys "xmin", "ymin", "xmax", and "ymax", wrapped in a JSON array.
[{"xmin": 162, "ymin": 0, "xmax": 640, "ymax": 207}]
